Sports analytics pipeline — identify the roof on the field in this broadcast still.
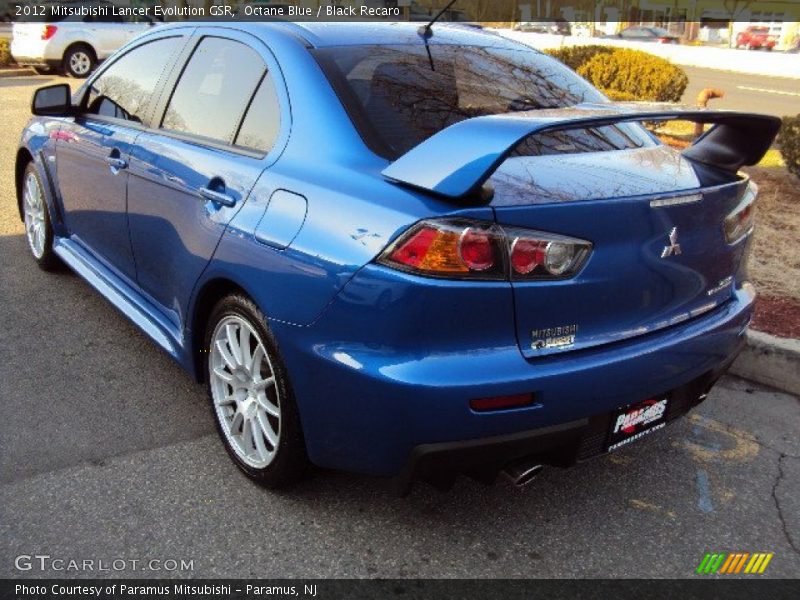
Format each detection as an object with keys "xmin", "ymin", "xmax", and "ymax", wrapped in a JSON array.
[{"xmin": 227, "ymin": 21, "xmax": 526, "ymax": 50}]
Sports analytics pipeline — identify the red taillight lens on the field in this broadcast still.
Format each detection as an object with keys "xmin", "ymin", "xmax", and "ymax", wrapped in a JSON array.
[
  {"xmin": 41, "ymin": 25, "xmax": 58, "ymax": 40},
  {"xmin": 470, "ymin": 393, "xmax": 534, "ymax": 412},
  {"xmin": 508, "ymin": 230, "xmax": 592, "ymax": 280},
  {"xmin": 724, "ymin": 182, "xmax": 757, "ymax": 244},
  {"xmin": 379, "ymin": 219, "xmax": 591, "ymax": 281},
  {"xmin": 510, "ymin": 239, "xmax": 546, "ymax": 275},
  {"xmin": 380, "ymin": 219, "xmax": 505, "ymax": 279},
  {"xmin": 388, "ymin": 226, "xmax": 438, "ymax": 269},
  {"xmin": 459, "ymin": 228, "xmax": 495, "ymax": 271}
]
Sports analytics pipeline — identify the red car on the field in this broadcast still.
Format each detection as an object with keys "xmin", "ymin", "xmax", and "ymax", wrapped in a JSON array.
[{"xmin": 736, "ymin": 26, "xmax": 777, "ymax": 50}]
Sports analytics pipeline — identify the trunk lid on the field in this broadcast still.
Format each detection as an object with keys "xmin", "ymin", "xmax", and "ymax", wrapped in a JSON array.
[
  {"xmin": 381, "ymin": 103, "xmax": 778, "ymax": 357},
  {"xmin": 490, "ymin": 148, "xmax": 750, "ymax": 358}
]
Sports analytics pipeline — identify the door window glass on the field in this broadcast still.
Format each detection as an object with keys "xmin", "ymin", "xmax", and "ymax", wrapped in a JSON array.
[
  {"xmin": 234, "ymin": 75, "xmax": 281, "ymax": 153},
  {"xmin": 162, "ymin": 37, "xmax": 266, "ymax": 144},
  {"xmin": 86, "ymin": 36, "xmax": 183, "ymax": 123}
]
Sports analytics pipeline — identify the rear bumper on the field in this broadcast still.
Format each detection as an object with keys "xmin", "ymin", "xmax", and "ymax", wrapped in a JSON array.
[
  {"xmin": 271, "ymin": 271, "xmax": 755, "ymax": 479},
  {"xmin": 396, "ymin": 358, "xmax": 734, "ymax": 492}
]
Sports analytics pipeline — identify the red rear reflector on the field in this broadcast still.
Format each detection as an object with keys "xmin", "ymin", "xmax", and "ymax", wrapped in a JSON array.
[
  {"xmin": 42, "ymin": 25, "xmax": 58, "ymax": 40},
  {"xmin": 470, "ymin": 393, "xmax": 534, "ymax": 412}
]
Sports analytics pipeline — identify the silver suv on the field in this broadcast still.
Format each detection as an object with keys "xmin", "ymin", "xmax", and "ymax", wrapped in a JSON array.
[{"xmin": 10, "ymin": 1, "xmax": 156, "ymax": 77}]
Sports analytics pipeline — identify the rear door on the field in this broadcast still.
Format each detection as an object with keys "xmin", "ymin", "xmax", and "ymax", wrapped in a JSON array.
[
  {"xmin": 126, "ymin": 31, "xmax": 285, "ymax": 329},
  {"xmin": 55, "ymin": 33, "xmax": 186, "ymax": 282}
]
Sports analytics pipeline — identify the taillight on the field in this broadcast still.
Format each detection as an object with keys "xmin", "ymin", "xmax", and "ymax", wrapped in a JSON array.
[
  {"xmin": 724, "ymin": 182, "xmax": 757, "ymax": 244},
  {"xmin": 378, "ymin": 219, "xmax": 591, "ymax": 281},
  {"xmin": 41, "ymin": 25, "xmax": 58, "ymax": 40},
  {"xmin": 379, "ymin": 219, "xmax": 505, "ymax": 279},
  {"xmin": 508, "ymin": 230, "xmax": 592, "ymax": 279}
]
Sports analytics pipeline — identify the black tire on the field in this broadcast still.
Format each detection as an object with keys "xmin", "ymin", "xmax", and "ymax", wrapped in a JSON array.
[
  {"xmin": 21, "ymin": 163, "xmax": 59, "ymax": 271},
  {"xmin": 63, "ymin": 44, "xmax": 95, "ymax": 78},
  {"xmin": 204, "ymin": 294, "xmax": 309, "ymax": 487},
  {"xmin": 32, "ymin": 66, "xmax": 56, "ymax": 75}
]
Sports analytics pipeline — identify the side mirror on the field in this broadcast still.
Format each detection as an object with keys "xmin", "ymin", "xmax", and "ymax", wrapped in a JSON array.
[{"xmin": 32, "ymin": 84, "xmax": 75, "ymax": 117}]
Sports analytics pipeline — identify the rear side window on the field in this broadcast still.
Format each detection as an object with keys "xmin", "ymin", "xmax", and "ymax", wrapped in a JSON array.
[
  {"xmin": 234, "ymin": 75, "xmax": 281, "ymax": 153},
  {"xmin": 162, "ymin": 37, "xmax": 266, "ymax": 145},
  {"xmin": 313, "ymin": 44, "xmax": 647, "ymax": 159},
  {"xmin": 86, "ymin": 37, "xmax": 183, "ymax": 123}
]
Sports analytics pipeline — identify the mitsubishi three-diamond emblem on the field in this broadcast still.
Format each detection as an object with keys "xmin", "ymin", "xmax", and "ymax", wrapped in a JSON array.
[{"xmin": 661, "ymin": 227, "xmax": 682, "ymax": 258}]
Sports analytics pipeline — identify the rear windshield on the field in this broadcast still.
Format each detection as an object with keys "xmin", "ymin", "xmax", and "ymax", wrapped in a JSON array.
[{"xmin": 314, "ymin": 44, "xmax": 649, "ymax": 159}]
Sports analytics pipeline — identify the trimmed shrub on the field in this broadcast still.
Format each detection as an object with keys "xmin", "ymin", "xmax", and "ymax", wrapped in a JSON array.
[
  {"xmin": 577, "ymin": 48, "xmax": 689, "ymax": 103},
  {"xmin": 601, "ymin": 89, "xmax": 638, "ymax": 102},
  {"xmin": 779, "ymin": 115, "xmax": 800, "ymax": 179},
  {"xmin": 544, "ymin": 45, "xmax": 614, "ymax": 71},
  {"xmin": 0, "ymin": 38, "xmax": 11, "ymax": 68}
]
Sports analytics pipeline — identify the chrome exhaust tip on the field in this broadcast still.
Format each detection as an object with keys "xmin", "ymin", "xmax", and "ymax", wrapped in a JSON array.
[{"xmin": 503, "ymin": 459, "xmax": 544, "ymax": 488}]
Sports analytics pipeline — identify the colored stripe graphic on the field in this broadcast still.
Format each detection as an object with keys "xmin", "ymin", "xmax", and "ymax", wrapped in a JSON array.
[
  {"xmin": 733, "ymin": 553, "xmax": 749, "ymax": 573},
  {"xmin": 698, "ymin": 553, "xmax": 727, "ymax": 574},
  {"xmin": 745, "ymin": 554, "xmax": 762, "ymax": 573},
  {"xmin": 759, "ymin": 553, "xmax": 774, "ymax": 573},
  {"xmin": 696, "ymin": 553, "xmax": 713, "ymax": 574},
  {"xmin": 698, "ymin": 552, "xmax": 774, "ymax": 575},
  {"xmin": 719, "ymin": 554, "xmax": 736, "ymax": 574}
]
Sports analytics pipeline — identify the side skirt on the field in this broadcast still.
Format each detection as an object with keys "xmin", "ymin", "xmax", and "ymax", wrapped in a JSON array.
[{"xmin": 53, "ymin": 237, "xmax": 186, "ymax": 365}]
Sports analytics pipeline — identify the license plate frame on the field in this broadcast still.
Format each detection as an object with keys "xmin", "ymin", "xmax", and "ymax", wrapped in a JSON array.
[{"xmin": 605, "ymin": 397, "xmax": 669, "ymax": 453}]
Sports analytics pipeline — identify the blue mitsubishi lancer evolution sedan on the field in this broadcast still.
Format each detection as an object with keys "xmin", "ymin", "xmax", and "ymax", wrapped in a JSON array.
[{"xmin": 16, "ymin": 21, "xmax": 780, "ymax": 491}]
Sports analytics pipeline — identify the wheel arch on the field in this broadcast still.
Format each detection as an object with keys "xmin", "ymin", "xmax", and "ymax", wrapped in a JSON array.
[
  {"xmin": 62, "ymin": 41, "xmax": 97, "ymax": 64},
  {"xmin": 15, "ymin": 148, "xmax": 35, "ymax": 221},
  {"xmin": 190, "ymin": 277, "xmax": 253, "ymax": 383}
]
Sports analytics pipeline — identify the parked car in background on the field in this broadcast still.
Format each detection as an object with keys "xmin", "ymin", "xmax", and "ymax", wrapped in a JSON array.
[
  {"xmin": 17, "ymin": 22, "xmax": 779, "ymax": 491},
  {"xmin": 515, "ymin": 20, "xmax": 571, "ymax": 36},
  {"xmin": 11, "ymin": 1, "xmax": 156, "ymax": 77},
  {"xmin": 735, "ymin": 26, "xmax": 777, "ymax": 50},
  {"xmin": 613, "ymin": 26, "xmax": 679, "ymax": 43}
]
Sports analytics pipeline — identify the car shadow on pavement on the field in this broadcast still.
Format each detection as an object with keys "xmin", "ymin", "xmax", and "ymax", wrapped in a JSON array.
[{"xmin": 0, "ymin": 233, "xmax": 214, "ymax": 485}]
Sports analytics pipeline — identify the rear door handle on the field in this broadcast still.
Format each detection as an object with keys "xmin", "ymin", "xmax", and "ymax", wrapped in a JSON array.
[
  {"xmin": 199, "ymin": 186, "xmax": 236, "ymax": 208},
  {"xmin": 105, "ymin": 157, "xmax": 128, "ymax": 170}
]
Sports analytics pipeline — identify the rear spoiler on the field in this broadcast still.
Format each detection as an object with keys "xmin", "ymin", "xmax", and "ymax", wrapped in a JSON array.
[{"xmin": 381, "ymin": 102, "xmax": 781, "ymax": 200}]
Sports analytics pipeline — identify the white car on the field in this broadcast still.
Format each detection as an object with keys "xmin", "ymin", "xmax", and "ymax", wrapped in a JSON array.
[{"xmin": 11, "ymin": 1, "xmax": 157, "ymax": 77}]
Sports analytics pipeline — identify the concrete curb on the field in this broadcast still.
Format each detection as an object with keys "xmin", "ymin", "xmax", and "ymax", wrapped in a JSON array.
[
  {"xmin": 0, "ymin": 67, "xmax": 34, "ymax": 78},
  {"xmin": 730, "ymin": 330, "xmax": 800, "ymax": 396}
]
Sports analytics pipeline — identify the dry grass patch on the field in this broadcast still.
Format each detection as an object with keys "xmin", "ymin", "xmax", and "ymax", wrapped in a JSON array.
[{"xmin": 744, "ymin": 166, "xmax": 800, "ymax": 303}]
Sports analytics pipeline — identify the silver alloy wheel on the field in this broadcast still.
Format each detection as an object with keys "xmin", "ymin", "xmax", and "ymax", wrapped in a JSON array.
[
  {"xmin": 69, "ymin": 51, "xmax": 91, "ymax": 76},
  {"xmin": 209, "ymin": 315, "xmax": 281, "ymax": 468},
  {"xmin": 23, "ymin": 172, "xmax": 46, "ymax": 259}
]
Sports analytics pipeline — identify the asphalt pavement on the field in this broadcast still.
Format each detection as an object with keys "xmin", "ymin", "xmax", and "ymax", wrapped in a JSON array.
[
  {"xmin": 680, "ymin": 66, "xmax": 800, "ymax": 118},
  {"xmin": 1, "ymin": 75, "xmax": 799, "ymax": 579}
]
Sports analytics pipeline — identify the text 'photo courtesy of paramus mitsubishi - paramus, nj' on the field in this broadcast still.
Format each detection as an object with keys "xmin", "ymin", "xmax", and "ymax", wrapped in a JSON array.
[{"xmin": 16, "ymin": 21, "xmax": 781, "ymax": 492}]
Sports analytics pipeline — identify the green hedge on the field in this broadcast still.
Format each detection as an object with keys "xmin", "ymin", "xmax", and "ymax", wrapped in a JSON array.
[
  {"xmin": 0, "ymin": 38, "xmax": 11, "ymax": 68},
  {"xmin": 544, "ymin": 45, "xmax": 614, "ymax": 71},
  {"xmin": 779, "ymin": 115, "xmax": 800, "ymax": 179},
  {"xmin": 577, "ymin": 48, "xmax": 688, "ymax": 103},
  {"xmin": 546, "ymin": 45, "xmax": 689, "ymax": 103}
]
